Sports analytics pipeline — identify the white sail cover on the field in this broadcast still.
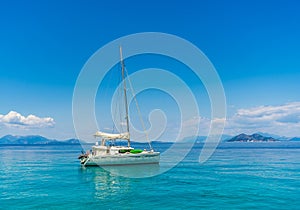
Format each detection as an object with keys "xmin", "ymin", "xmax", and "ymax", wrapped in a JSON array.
[{"xmin": 94, "ymin": 131, "xmax": 130, "ymax": 140}]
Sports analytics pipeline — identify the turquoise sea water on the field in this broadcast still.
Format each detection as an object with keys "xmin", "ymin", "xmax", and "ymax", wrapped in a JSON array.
[{"xmin": 1, "ymin": 142, "xmax": 300, "ymax": 209}]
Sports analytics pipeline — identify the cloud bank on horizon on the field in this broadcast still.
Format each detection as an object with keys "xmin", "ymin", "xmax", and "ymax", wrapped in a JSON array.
[
  {"xmin": 183, "ymin": 102, "xmax": 300, "ymax": 138},
  {"xmin": 0, "ymin": 111, "xmax": 55, "ymax": 129},
  {"xmin": 1, "ymin": 102, "xmax": 299, "ymax": 139},
  {"xmin": 226, "ymin": 102, "xmax": 300, "ymax": 137}
]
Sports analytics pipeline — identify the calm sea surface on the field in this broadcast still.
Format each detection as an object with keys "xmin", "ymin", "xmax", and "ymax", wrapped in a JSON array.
[{"xmin": 1, "ymin": 142, "xmax": 300, "ymax": 209}]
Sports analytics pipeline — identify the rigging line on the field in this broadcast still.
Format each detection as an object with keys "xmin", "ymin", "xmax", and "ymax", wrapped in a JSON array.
[
  {"xmin": 124, "ymin": 67, "xmax": 153, "ymax": 150},
  {"xmin": 112, "ymin": 93, "xmax": 118, "ymax": 134},
  {"xmin": 118, "ymin": 63, "xmax": 125, "ymax": 134},
  {"xmin": 115, "ymin": 62, "xmax": 123, "ymax": 133},
  {"xmin": 113, "ymin": 64, "xmax": 122, "ymax": 133},
  {"xmin": 120, "ymin": 46, "xmax": 130, "ymax": 148}
]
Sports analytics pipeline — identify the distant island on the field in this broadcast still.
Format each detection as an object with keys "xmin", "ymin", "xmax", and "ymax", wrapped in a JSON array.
[
  {"xmin": 226, "ymin": 133, "xmax": 300, "ymax": 142},
  {"xmin": 227, "ymin": 133, "xmax": 277, "ymax": 142},
  {"xmin": 0, "ymin": 135, "xmax": 83, "ymax": 145}
]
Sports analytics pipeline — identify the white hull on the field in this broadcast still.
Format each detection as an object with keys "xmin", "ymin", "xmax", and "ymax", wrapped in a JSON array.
[{"xmin": 81, "ymin": 152, "xmax": 160, "ymax": 166}]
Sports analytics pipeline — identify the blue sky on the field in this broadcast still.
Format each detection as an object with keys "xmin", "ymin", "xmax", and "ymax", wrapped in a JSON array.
[{"xmin": 0, "ymin": 0, "xmax": 300, "ymax": 140}]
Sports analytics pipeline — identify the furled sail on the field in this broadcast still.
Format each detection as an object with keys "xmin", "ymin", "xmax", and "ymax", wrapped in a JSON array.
[{"xmin": 94, "ymin": 131, "xmax": 130, "ymax": 140}]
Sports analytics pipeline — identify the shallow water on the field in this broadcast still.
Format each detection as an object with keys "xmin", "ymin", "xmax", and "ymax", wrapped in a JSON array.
[{"xmin": 1, "ymin": 142, "xmax": 300, "ymax": 209}]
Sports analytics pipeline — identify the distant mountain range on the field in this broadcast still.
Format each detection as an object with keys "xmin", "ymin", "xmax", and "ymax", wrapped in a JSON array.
[
  {"xmin": 0, "ymin": 135, "xmax": 83, "ymax": 145},
  {"xmin": 0, "ymin": 133, "xmax": 300, "ymax": 145},
  {"xmin": 182, "ymin": 133, "xmax": 300, "ymax": 143},
  {"xmin": 289, "ymin": 137, "xmax": 300, "ymax": 141}
]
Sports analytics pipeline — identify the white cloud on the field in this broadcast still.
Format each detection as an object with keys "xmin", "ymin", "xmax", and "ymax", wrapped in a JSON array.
[
  {"xmin": 180, "ymin": 102, "xmax": 300, "ymax": 138},
  {"xmin": 0, "ymin": 111, "xmax": 55, "ymax": 129},
  {"xmin": 225, "ymin": 102, "xmax": 300, "ymax": 137}
]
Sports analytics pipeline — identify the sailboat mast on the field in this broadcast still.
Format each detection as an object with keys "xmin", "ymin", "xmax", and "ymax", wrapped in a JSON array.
[{"xmin": 119, "ymin": 46, "xmax": 130, "ymax": 147}]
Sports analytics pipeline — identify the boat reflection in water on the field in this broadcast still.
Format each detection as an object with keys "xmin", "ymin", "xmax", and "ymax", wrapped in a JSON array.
[
  {"xmin": 80, "ymin": 166, "xmax": 127, "ymax": 200},
  {"xmin": 80, "ymin": 163, "xmax": 160, "ymax": 179},
  {"xmin": 79, "ymin": 164, "xmax": 160, "ymax": 201},
  {"xmin": 102, "ymin": 163, "xmax": 160, "ymax": 178}
]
